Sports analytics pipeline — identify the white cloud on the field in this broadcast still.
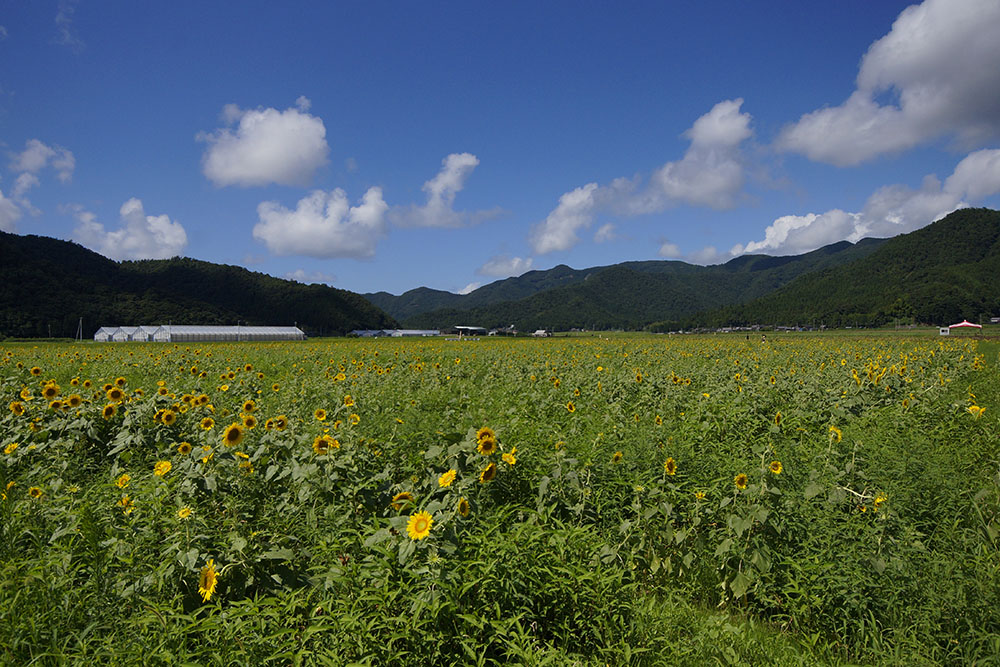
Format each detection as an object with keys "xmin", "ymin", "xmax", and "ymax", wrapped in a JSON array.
[
  {"xmin": 735, "ymin": 148, "xmax": 1000, "ymax": 256},
  {"xmin": 285, "ymin": 269, "xmax": 337, "ymax": 285},
  {"xmin": 199, "ymin": 99, "xmax": 329, "ymax": 187},
  {"xmin": 531, "ymin": 99, "xmax": 752, "ymax": 254},
  {"xmin": 594, "ymin": 223, "xmax": 616, "ymax": 243},
  {"xmin": 530, "ymin": 182, "xmax": 600, "ymax": 254},
  {"xmin": 476, "ymin": 255, "xmax": 533, "ymax": 278},
  {"xmin": 652, "ymin": 99, "xmax": 751, "ymax": 209},
  {"xmin": 0, "ymin": 25, "xmax": 8, "ymax": 40},
  {"xmin": 0, "ymin": 189, "xmax": 22, "ymax": 232},
  {"xmin": 389, "ymin": 152, "xmax": 484, "ymax": 227},
  {"xmin": 657, "ymin": 241, "xmax": 681, "ymax": 258},
  {"xmin": 777, "ymin": 0, "xmax": 1000, "ymax": 165},
  {"xmin": 55, "ymin": 0, "xmax": 84, "ymax": 52},
  {"xmin": 253, "ymin": 187, "xmax": 388, "ymax": 259},
  {"xmin": 72, "ymin": 198, "xmax": 188, "ymax": 260},
  {"xmin": 458, "ymin": 282, "xmax": 481, "ymax": 295},
  {"xmin": 10, "ymin": 139, "xmax": 75, "ymax": 182}
]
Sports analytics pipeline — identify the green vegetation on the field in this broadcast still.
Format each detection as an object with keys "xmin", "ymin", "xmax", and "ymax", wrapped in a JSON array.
[
  {"xmin": 2, "ymin": 335, "xmax": 998, "ymax": 663},
  {"xmin": 0, "ymin": 232, "xmax": 398, "ymax": 339}
]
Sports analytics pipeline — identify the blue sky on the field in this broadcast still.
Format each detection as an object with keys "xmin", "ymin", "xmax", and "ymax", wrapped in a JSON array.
[{"xmin": 2, "ymin": 0, "xmax": 1000, "ymax": 296}]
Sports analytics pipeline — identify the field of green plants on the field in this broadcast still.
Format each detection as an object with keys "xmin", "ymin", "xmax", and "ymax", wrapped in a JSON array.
[{"xmin": 2, "ymin": 334, "xmax": 998, "ymax": 665}]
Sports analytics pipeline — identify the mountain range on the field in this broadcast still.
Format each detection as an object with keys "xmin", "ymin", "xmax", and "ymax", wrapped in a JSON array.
[
  {"xmin": 367, "ymin": 208, "xmax": 1000, "ymax": 330},
  {"xmin": 2, "ymin": 208, "xmax": 997, "ymax": 339},
  {"xmin": 0, "ymin": 231, "xmax": 397, "ymax": 339}
]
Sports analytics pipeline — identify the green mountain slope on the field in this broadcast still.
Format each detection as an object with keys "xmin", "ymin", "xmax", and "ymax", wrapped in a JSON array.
[
  {"xmin": 685, "ymin": 207, "xmax": 1000, "ymax": 328},
  {"xmin": 394, "ymin": 236, "xmax": 887, "ymax": 330},
  {"xmin": 0, "ymin": 232, "xmax": 398, "ymax": 338}
]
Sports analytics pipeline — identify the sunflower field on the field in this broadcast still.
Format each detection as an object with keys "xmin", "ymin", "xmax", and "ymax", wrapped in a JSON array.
[{"xmin": 1, "ymin": 334, "xmax": 998, "ymax": 664}]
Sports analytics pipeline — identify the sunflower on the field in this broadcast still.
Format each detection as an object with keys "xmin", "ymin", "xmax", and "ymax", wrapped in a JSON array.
[
  {"xmin": 828, "ymin": 425, "xmax": 842, "ymax": 442},
  {"xmin": 438, "ymin": 469, "xmax": 456, "ymax": 488},
  {"xmin": 476, "ymin": 426, "xmax": 495, "ymax": 443},
  {"xmin": 612, "ymin": 451, "xmax": 623, "ymax": 464},
  {"xmin": 9, "ymin": 401, "xmax": 25, "ymax": 416},
  {"xmin": 774, "ymin": 411, "xmax": 782, "ymax": 426},
  {"xmin": 566, "ymin": 401, "xmax": 575, "ymax": 413},
  {"xmin": 28, "ymin": 486, "xmax": 43, "ymax": 499},
  {"xmin": 457, "ymin": 497, "xmax": 471, "ymax": 517},
  {"xmin": 67, "ymin": 394, "xmax": 83, "ymax": 408},
  {"xmin": 313, "ymin": 434, "xmax": 338, "ymax": 455},
  {"xmin": 177, "ymin": 441, "xmax": 193, "ymax": 455},
  {"xmin": 663, "ymin": 457, "xmax": 677, "ymax": 475},
  {"xmin": 242, "ymin": 400, "xmax": 256, "ymax": 413},
  {"xmin": 694, "ymin": 491, "xmax": 706, "ymax": 500},
  {"xmin": 198, "ymin": 559, "xmax": 218, "ymax": 602},
  {"xmin": 477, "ymin": 435, "xmax": 498, "ymax": 456},
  {"xmin": 102, "ymin": 404, "xmax": 117, "ymax": 420},
  {"xmin": 479, "ymin": 462, "xmax": 497, "ymax": 483},
  {"xmin": 635, "ymin": 372, "xmax": 643, "ymax": 384},
  {"xmin": 263, "ymin": 418, "xmax": 275, "ymax": 430},
  {"xmin": 314, "ymin": 408, "xmax": 327, "ymax": 421},
  {"xmin": 48, "ymin": 400, "xmax": 63, "ymax": 411},
  {"xmin": 406, "ymin": 510, "xmax": 433, "ymax": 540},
  {"xmin": 30, "ymin": 366, "xmax": 42, "ymax": 376},
  {"xmin": 154, "ymin": 460, "xmax": 172, "ymax": 476},
  {"xmin": 118, "ymin": 495, "xmax": 135, "ymax": 515},
  {"xmin": 161, "ymin": 410, "xmax": 177, "ymax": 426},
  {"xmin": 502, "ymin": 447, "xmax": 518, "ymax": 466},
  {"xmin": 4, "ymin": 442, "xmax": 19, "ymax": 455},
  {"xmin": 734, "ymin": 473, "xmax": 748, "ymax": 490},
  {"xmin": 42, "ymin": 384, "xmax": 60, "ymax": 400},
  {"xmin": 115, "ymin": 376, "xmax": 127, "ymax": 387},
  {"xmin": 769, "ymin": 460, "xmax": 783, "ymax": 475},
  {"xmin": 348, "ymin": 413, "xmax": 360, "ymax": 426},
  {"xmin": 116, "ymin": 473, "xmax": 131, "ymax": 488},
  {"xmin": 242, "ymin": 414, "xmax": 257, "ymax": 429},
  {"xmin": 272, "ymin": 383, "xmax": 280, "ymax": 392},
  {"xmin": 201, "ymin": 417, "xmax": 215, "ymax": 430},
  {"xmin": 222, "ymin": 423, "xmax": 244, "ymax": 447},
  {"xmin": 391, "ymin": 491, "xmax": 414, "ymax": 510},
  {"xmin": 654, "ymin": 415, "xmax": 663, "ymax": 426},
  {"xmin": 343, "ymin": 395, "xmax": 355, "ymax": 407},
  {"xmin": 107, "ymin": 387, "xmax": 125, "ymax": 402},
  {"xmin": 274, "ymin": 415, "xmax": 288, "ymax": 430},
  {"xmin": 178, "ymin": 507, "xmax": 192, "ymax": 519}
]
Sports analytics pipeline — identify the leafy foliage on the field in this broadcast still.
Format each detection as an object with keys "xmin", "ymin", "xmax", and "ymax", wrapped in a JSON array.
[{"xmin": 0, "ymin": 232, "xmax": 398, "ymax": 339}]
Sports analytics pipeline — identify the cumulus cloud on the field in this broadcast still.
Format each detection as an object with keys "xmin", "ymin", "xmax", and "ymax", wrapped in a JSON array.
[
  {"xmin": 285, "ymin": 269, "xmax": 337, "ymax": 285},
  {"xmin": 199, "ymin": 98, "xmax": 329, "ymax": 187},
  {"xmin": 389, "ymin": 153, "xmax": 485, "ymax": 227},
  {"xmin": 476, "ymin": 255, "xmax": 533, "ymax": 278},
  {"xmin": 776, "ymin": 0, "xmax": 1000, "ymax": 165},
  {"xmin": 594, "ymin": 223, "xmax": 616, "ymax": 243},
  {"xmin": 657, "ymin": 241, "xmax": 681, "ymax": 258},
  {"xmin": 253, "ymin": 187, "xmax": 388, "ymax": 259},
  {"xmin": 530, "ymin": 99, "xmax": 752, "ymax": 254},
  {"xmin": 72, "ymin": 198, "xmax": 188, "ymax": 260},
  {"xmin": 10, "ymin": 139, "xmax": 75, "ymax": 182},
  {"xmin": 458, "ymin": 282, "xmax": 481, "ymax": 295},
  {"xmin": 0, "ymin": 189, "xmax": 22, "ymax": 232},
  {"xmin": 733, "ymin": 148, "xmax": 1000, "ymax": 257}
]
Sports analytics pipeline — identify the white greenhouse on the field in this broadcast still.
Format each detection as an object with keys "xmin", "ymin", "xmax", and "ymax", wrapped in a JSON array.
[{"xmin": 95, "ymin": 325, "xmax": 305, "ymax": 342}]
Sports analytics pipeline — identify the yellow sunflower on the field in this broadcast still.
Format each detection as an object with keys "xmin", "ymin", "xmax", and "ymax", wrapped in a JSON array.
[
  {"xmin": 177, "ymin": 441, "xmax": 193, "ymax": 455},
  {"xmin": 154, "ymin": 460, "xmax": 172, "ymax": 476},
  {"xmin": 406, "ymin": 511, "xmax": 433, "ymax": 540},
  {"xmin": 242, "ymin": 400, "xmax": 256, "ymax": 413},
  {"xmin": 9, "ymin": 401, "xmax": 25, "ymax": 416},
  {"xmin": 477, "ymin": 435, "xmax": 498, "ymax": 456},
  {"xmin": 201, "ymin": 417, "xmax": 215, "ymax": 430},
  {"xmin": 28, "ymin": 486, "xmax": 43, "ymax": 499},
  {"xmin": 457, "ymin": 497, "xmax": 471, "ymax": 517},
  {"xmin": 479, "ymin": 462, "xmax": 497, "ymax": 483},
  {"xmin": 663, "ymin": 457, "xmax": 677, "ymax": 476},
  {"xmin": 274, "ymin": 415, "xmax": 288, "ymax": 430},
  {"xmin": 178, "ymin": 507, "xmax": 192, "ymax": 519},
  {"xmin": 391, "ymin": 491, "xmax": 414, "ymax": 510},
  {"xmin": 734, "ymin": 473, "xmax": 748, "ymax": 490},
  {"xmin": 314, "ymin": 408, "xmax": 327, "ymax": 421},
  {"xmin": 502, "ymin": 447, "xmax": 518, "ymax": 466},
  {"xmin": 222, "ymin": 423, "xmax": 244, "ymax": 447},
  {"xmin": 41, "ymin": 383, "xmax": 60, "ymax": 400},
  {"xmin": 343, "ymin": 395, "xmax": 355, "ymax": 407},
  {"xmin": 612, "ymin": 451, "xmax": 623, "ymax": 464},
  {"xmin": 769, "ymin": 460, "xmax": 783, "ymax": 475},
  {"xmin": 198, "ymin": 559, "xmax": 218, "ymax": 602},
  {"xmin": 566, "ymin": 401, "xmax": 575, "ymax": 413},
  {"xmin": 438, "ymin": 469, "xmax": 457, "ymax": 488},
  {"xmin": 116, "ymin": 473, "xmax": 131, "ymax": 488}
]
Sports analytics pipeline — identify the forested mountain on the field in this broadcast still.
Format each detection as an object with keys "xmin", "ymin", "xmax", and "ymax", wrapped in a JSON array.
[
  {"xmin": 384, "ymin": 236, "xmax": 887, "ymax": 330},
  {"xmin": 668, "ymin": 207, "xmax": 1000, "ymax": 329},
  {"xmin": 0, "ymin": 232, "xmax": 397, "ymax": 338}
]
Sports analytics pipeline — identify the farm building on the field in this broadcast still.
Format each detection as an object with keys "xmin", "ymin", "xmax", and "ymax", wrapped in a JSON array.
[
  {"xmin": 95, "ymin": 325, "xmax": 305, "ymax": 342},
  {"xmin": 92, "ymin": 326, "xmax": 117, "ymax": 342}
]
